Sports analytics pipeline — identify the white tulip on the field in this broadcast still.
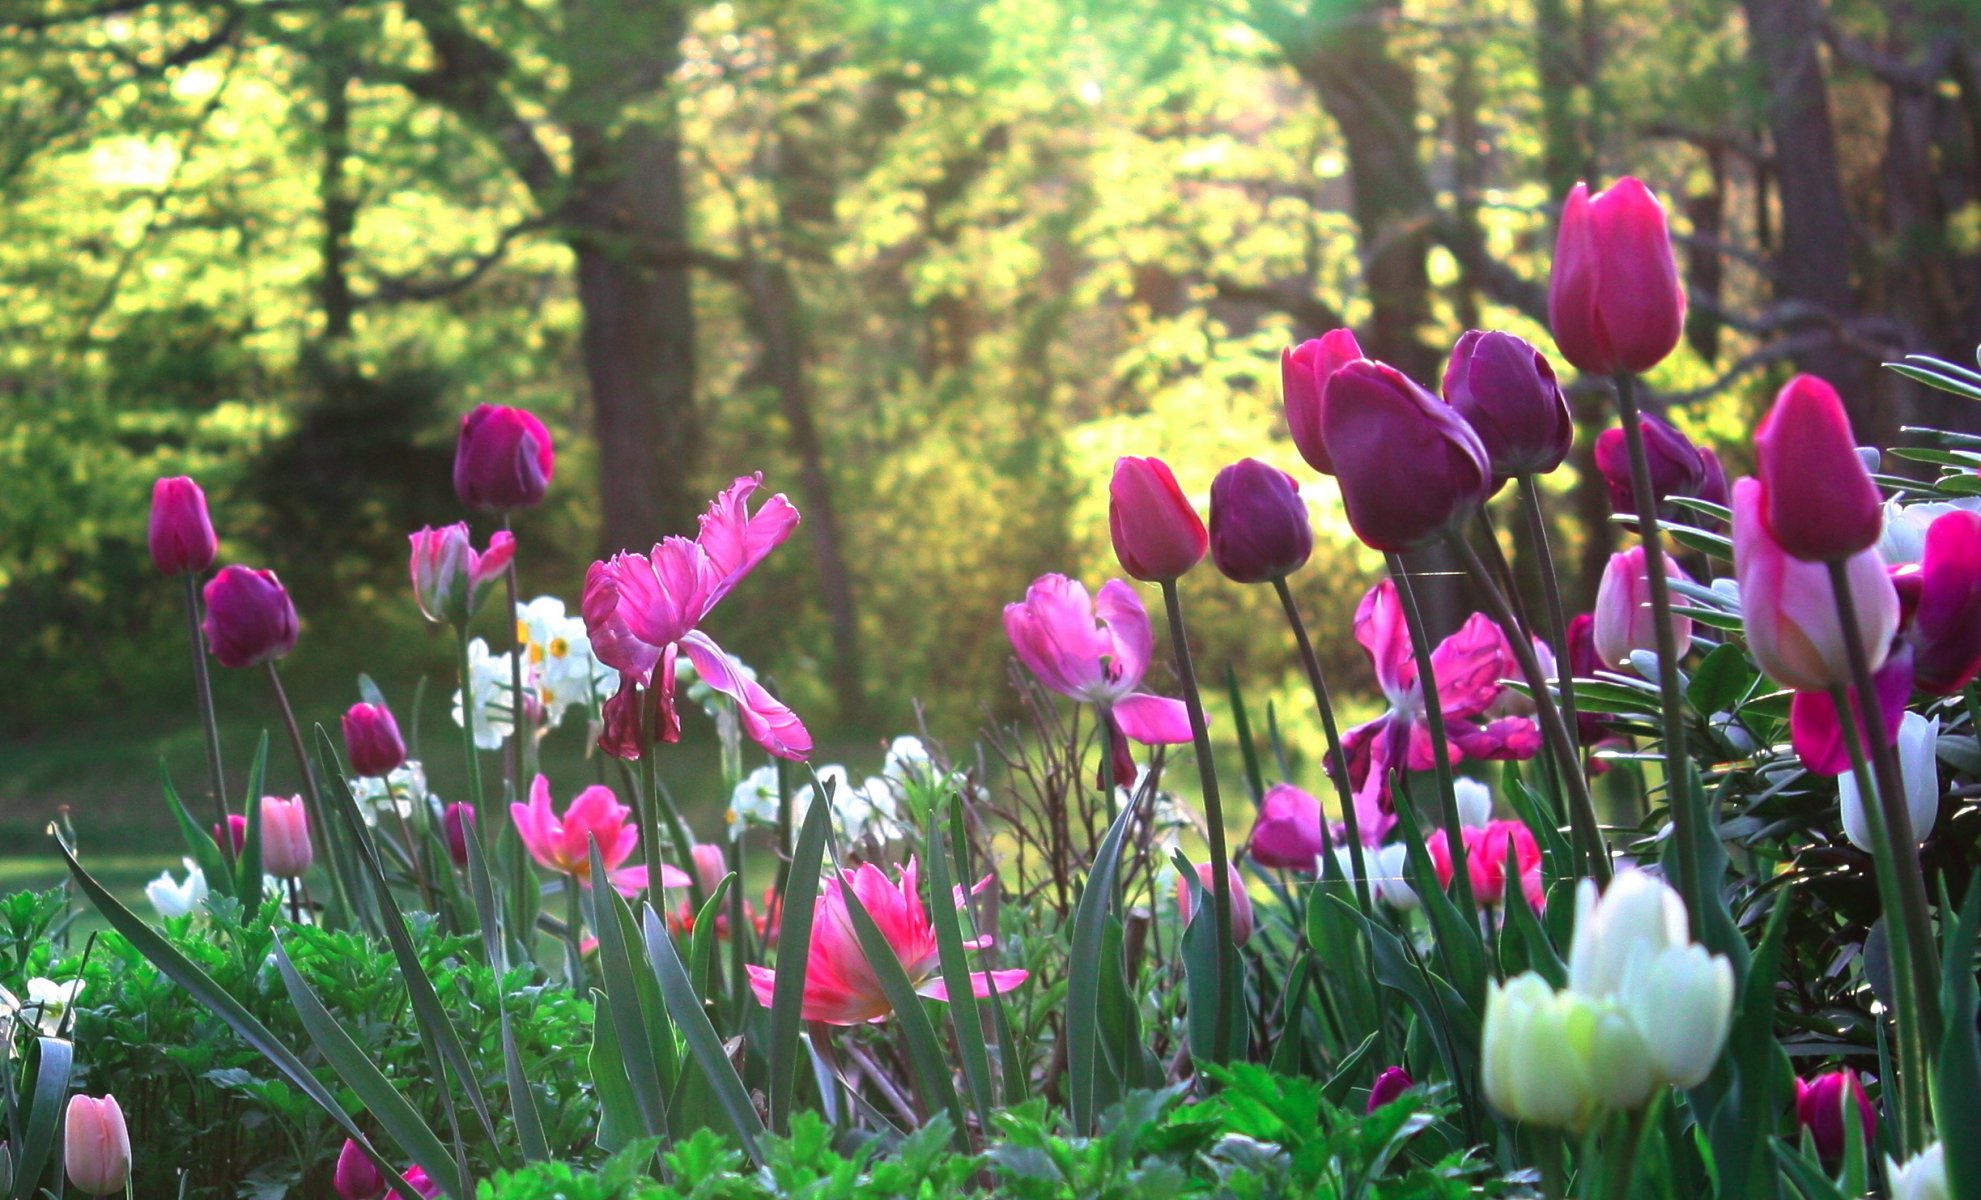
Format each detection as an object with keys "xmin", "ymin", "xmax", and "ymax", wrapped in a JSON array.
[
  {"xmin": 1482, "ymin": 973, "xmax": 1603, "ymax": 1131},
  {"xmin": 145, "ymin": 860, "xmax": 209, "ymax": 920},
  {"xmin": 1841, "ymin": 712, "xmax": 1941, "ymax": 853},
  {"xmin": 1454, "ymin": 777, "xmax": 1494, "ymax": 829},
  {"xmin": 1616, "ymin": 942, "xmax": 1734, "ymax": 1088},
  {"xmin": 1567, "ymin": 869, "xmax": 1689, "ymax": 1000},
  {"xmin": 1887, "ymin": 1142, "xmax": 1948, "ymax": 1200}
]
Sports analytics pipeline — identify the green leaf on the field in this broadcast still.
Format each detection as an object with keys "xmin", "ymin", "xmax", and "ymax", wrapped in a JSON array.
[
  {"xmin": 1176, "ymin": 850, "xmax": 1245, "ymax": 1065},
  {"xmin": 1688, "ymin": 643, "xmax": 1758, "ymax": 715},
  {"xmin": 1067, "ymin": 798, "xmax": 1137, "ymax": 1132},
  {"xmin": 768, "ymin": 791, "xmax": 831, "ymax": 1133},
  {"xmin": 234, "ymin": 734, "xmax": 268, "ymax": 900},
  {"xmin": 923, "ymin": 804, "xmax": 997, "ymax": 1131},
  {"xmin": 10, "ymin": 1037, "xmax": 71, "ymax": 1200},
  {"xmin": 1933, "ymin": 882, "xmax": 1981, "ymax": 1198},
  {"xmin": 586, "ymin": 842, "xmax": 673, "ymax": 1140},
  {"xmin": 500, "ymin": 1006, "xmax": 550, "ymax": 1162},
  {"xmin": 1226, "ymin": 663, "xmax": 1265, "ymax": 805},
  {"xmin": 640, "ymin": 904, "xmax": 766, "ymax": 1163},
  {"xmin": 588, "ymin": 990, "xmax": 642, "ymax": 1155},
  {"xmin": 159, "ymin": 758, "xmax": 233, "ymax": 901}
]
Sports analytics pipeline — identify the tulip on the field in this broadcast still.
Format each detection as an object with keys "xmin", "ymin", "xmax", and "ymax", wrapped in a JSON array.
[
  {"xmin": 1367, "ymin": 1066, "xmax": 1413, "ymax": 1113},
  {"xmin": 1175, "ymin": 863, "xmax": 1254, "ymax": 946},
  {"xmin": 691, "ymin": 842, "xmax": 727, "ymax": 896},
  {"xmin": 385, "ymin": 1165, "xmax": 442, "ymax": 1200},
  {"xmin": 1593, "ymin": 415, "xmax": 1717, "ymax": 521},
  {"xmin": 453, "ymin": 404, "xmax": 554, "ymax": 512},
  {"xmin": 1318, "ymin": 360, "xmax": 1492, "ymax": 552},
  {"xmin": 1615, "ymin": 940, "xmax": 1735, "ymax": 1087},
  {"xmin": 1755, "ymin": 376, "xmax": 1883, "ymax": 561},
  {"xmin": 1734, "ymin": 477, "xmax": 1899, "ymax": 692},
  {"xmin": 1282, "ymin": 328, "xmax": 1365, "ymax": 475},
  {"xmin": 1247, "ymin": 783, "xmax": 1325, "ymax": 871},
  {"xmin": 1482, "ymin": 973, "xmax": 1632, "ymax": 1131},
  {"xmin": 201, "ymin": 565, "xmax": 298, "ymax": 668},
  {"xmin": 511, "ymin": 775, "xmax": 688, "ymax": 895},
  {"xmin": 1909, "ymin": 509, "xmax": 1981, "ymax": 694},
  {"xmin": 1886, "ymin": 1142, "xmax": 1947, "ymax": 1200},
  {"xmin": 1592, "ymin": 546, "xmax": 1695, "ymax": 670},
  {"xmin": 1567, "ymin": 870, "xmax": 1689, "ymax": 1000},
  {"xmin": 341, "ymin": 702, "xmax": 406, "ymax": 779},
  {"xmin": 1840, "ymin": 712, "xmax": 1941, "ymax": 853},
  {"xmin": 1208, "ymin": 458, "xmax": 1312, "ymax": 583},
  {"xmin": 261, "ymin": 795, "xmax": 314, "ymax": 878},
  {"xmin": 1108, "ymin": 456, "xmax": 1207, "ymax": 582},
  {"xmin": 213, "ymin": 812, "xmax": 247, "ymax": 856},
  {"xmin": 1548, "ymin": 177, "xmax": 1685, "ymax": 376},
  {"xmin": 1441, "ymin": 330, "xmax": 1573, "ymax": 482},
  {"xmin": 746, "ymin": 858, "xmax": 1029, "ymax": 1024},
  {"xmin": 583, "ymin": 475, "xmax": 810, "ymax": 760},
  {"xmin": 441, "ymin": 802, "xmax": 477, "ymax": 868},
  {"xmin": 334, "ymin": 1138, "xmax": 386, "ymax": 1199},
  {"xmin": 148, "ymin": 476, "xmax": 217, "ymax": 576},
  {"xmin": 1428, "ymin": 820, "xmax": 1542, "ymax": 909},
  {"xmin": 145, "ymin": 861, "xmax": 208, "ymax": 920},
  {"xmin": 409, "ymin": 523, "xmax": 515, "ymax": 627},
  {"xmin": 63, "ymin": 1095, "xmax": 130, "ymax": 1196},
  {"xmin": 1786, "ymin": 646, "xmax": 1913, "ymax": 775},
  {"xmin": 1794, "ymin": 1071, "xmax": 1876, "ymax": 1162}
]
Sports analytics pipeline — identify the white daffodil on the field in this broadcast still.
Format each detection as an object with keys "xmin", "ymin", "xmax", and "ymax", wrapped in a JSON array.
[
  {"xmin": 347, "ymin": 759, "xmax": 434, "ymax": 825},
  {"xmin": 453, "ymin": 637, "xmax": 516, "ymax": 750},
  {"xmin": 145, "ymin": 860, "xmax": 209, "ymax": 919}
]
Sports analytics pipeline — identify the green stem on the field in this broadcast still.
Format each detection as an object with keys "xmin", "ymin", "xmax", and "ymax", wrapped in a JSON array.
[
  {"xmin": 502, "ymin": 513, "xmax": 527, "ymax": 807},
  {"xmin": 1385, "ymin": 555, "xmax": 1479, "ymax": 918},
  {"xmin": 1517, "ymin": 475, "xmax": 1581, "ymax": 755},
  {"xmin": 455, "ymin": 628, "xmax": 489, "ymax": 814},
  {"xmin": 1159, "ymin": 577, "xmax": 1238, "ymax": 1064},
  {"xmin": 182, "ymin": 573, "xmax": 232, "ymax": 867},
  {"xmin": 265, "ymin": 662, "xmax": 354, "ymax": 923},
  {"xmin": 1271, "ymin": 577, "xmax": 1372, "ymax": 914}
]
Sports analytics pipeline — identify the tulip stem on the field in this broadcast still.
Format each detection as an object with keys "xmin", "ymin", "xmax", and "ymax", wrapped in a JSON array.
[
  {"xmin": 1385, "ymin": 555, "xmax": 1479, "ymax": 918},
  {"xmin": 1158, "ymin": 578, "xmax": 1237, "ymax": 1064},
  {"xmin": 1609, "ymin": 374, "xmax": 1703, "ymax": 922},
  {"xmin": 1514, "ymin": 476, "xmax": 1580, "ymax": 755},
  {"xmin": 182, "ymin": 573, "xmax": 233, "ymax": 867},
  {"xmin": 265, "ymin": 662, "xmax": 353, "ymax": 922},
  {"xmin": 1445, "ymin": 534, "xmax": 1610, "ymax": 883},
  {"xmin": 1270, "ymin": 577, "xmax": 1372, "ymax": 915},
  {"xmin": 454, "ymin": 628, "xmax": 489, "ymax": 816},
  {"xmin": 502, "ymin": 513, "xmax": 527, "ymax": 811}
]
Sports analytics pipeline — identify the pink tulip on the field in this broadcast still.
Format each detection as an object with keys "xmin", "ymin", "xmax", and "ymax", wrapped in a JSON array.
[
  {"xmin": 408, "ymin": 523, "xmax": 515, "ymax": 627},
  {"xmin": 1319, "ymin": 360, "xmax": 1492, "ymax": 552},
  {"xmin": 1592, "ymin": 545, "xmax": 1695, "ymax": 670},
  {"xmin": 1441, "ymin": 330, "xmax": 1573, "ymax": 482},
  {"xmin": 1755, "ymin": 376, "xmax": 1883, "ymax": 561},
  {"xmin": 1795, "ymin": 1071, "xmax": 1876, "ymax": 1162},
  {"xmin": 453, "ymin": 404, "xmax": 554, "ymax": 512},
  {"xmin": 148, "ymin": 476, "xmax": 217, "ymax": 576},
  {"xmin": 1175, "ymin": 862, "xmax": 1254, "ymax": 946},
  {"xmin": 746, "ymin": 858, "xmax": 1028, "ymax": 1024},
  {"xmin": 1733, "ymin": 478, "xmax": 1898, "ymax": 692},
  {"xmin": 385, "ymin": 1166, "xmax": 441, "ymax": 1200},
  {"xmin": 1208, "ymin": 458, "xmax": 1312, "ymax": 583},
  {"xmin": 341, "ymin": 702, "xmax": 406, "ymax": 779},
  {"xmin": 202, "ymin": 565, "xmax": 298, "ymax": 668},
  {"xmin": 691, "ymin": 842, "xmax": 727, "ymax": 895},
  {"xmin": 1452, "ymin": 716, "xmax": 1543, "ymax": 762},
  {"xmin": 1108, "ymin": 456, "xmax": 1207, "ymax": 582},
  {"xmin": 335, "ymin": 1138, "xmax": 386, "ymax": 1199},
  {"xmin": 1548, "ymin": 177, "xmax": 1686, "ymax": 375},
  {"xmin": 1282, "ymin": 328, "xmax": 1365, "ymax": 475},
  {"xmin": 583, "ymin": 475, "xmax": 810, "ymax": 760},
  {"xmin": 213, "ymin": 812, "xmax": 247, "ymax": 856},
  {"xmin": 64, "ymin": 1094, "xmax": 130, "ymax": 1196},
  {"xmin": 1428, "ymin": 819, "xmax": 1542, "ymax": 909},
  {"xmin": 595, "ymin": 663, "xmax": 681, "ymax": 761},
  {"xmin": 1248, "ymin": 782, "xmax": 1326, "ymax": 870},
  {"xmin": 1368, "ymin": 1066, "xmax": 1414, "ymax": 1112},
  {"xmin": 1909, "ymin": 510, "xmax": 1981, "ymax": 694},
  {"xmin": 1787, "ymin": 646, "xmax": 1913, "ymax": 776},
  {"xmin": 261, "ymin": 795, "xmax": 314, "ymax": 878},
  {"xmin": 1004, "ymin": 574, "xmax": 1192, "ymax": 784},
  {"xmin": 441, "ymin": 802, "xmax": 476, "ymax": 868},
  {"xmin": 511, "ymin": 775, "xmax": 689, "ymax": 895}
]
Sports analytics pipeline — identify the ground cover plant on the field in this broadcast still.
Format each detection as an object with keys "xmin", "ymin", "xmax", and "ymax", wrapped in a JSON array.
[{"xmin": 5, "ymin": 176, "xmax": 1980, "ymax": 1200}]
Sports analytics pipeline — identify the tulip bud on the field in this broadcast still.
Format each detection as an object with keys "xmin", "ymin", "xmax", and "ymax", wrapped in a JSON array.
[
  {"xmin": 1615, "ymin": 941, "xmax": 1734, "ymax": 1087},
  {"xmin": 148, "ymin": 476, "xmax": 217, "ymax": 576},
  {"xmin": 1548, "ymin": 177, "xmax": 1686, "ymax": 376},
  {"xmin": 1755, "ymin": 376, "xmax": 1883, "ymax": 561},
  {"xmin": 453, "ymin": 404, "xmax": 554, "ymax": 512},
  {"xmin": 1734, "ymin": 477, "xmax": 1899, "ymax": 692},
  {"xmin": 260, "ymin": 795, "xmax": 314, "ymax": 878},
  {"xmin": 334, "ymin": 1138, "xmax": 386, "ymax": 1199},
  {"xmin": 1567, "ymin": 870, "xmax": 1688, "ymax": 1000},
  {"xmin": 1886, "ymin": 1143, "xmax": 1947, "ymax": 1200},
  {"xmin": 1910, "ymin": 510, "xmax": 1981, "ymax": 694},
  {"xmin": 691, "ymin": 842, "xmax": 727, "ymax": 896},
  {"xmin": 441, "ymin": 802, "xmax": 477, "ymax": 868},
  {"xmin": 1282, "ymin": 328, "xmax": 1364, "ymax": 475},
  {"xmin": 409, "ymin": 524, "xmax": 516, "ymax": 626},
  {"xmin": 1840, "ymin": 712, "xmax": 1940, "ymax": 852},
  {"xmin": 1593, "ymin": 415, "xmax": 1716, "ymax": 522},
  {"xmin": 1794, "ymin": 1071, "xmax": 1876, "ymax": 1162},
  {"xmin": 1319, "ymin": 360, "xmax": 1492, "ymax": 552},
  {"xmin": 341, "ymin": 703, "xmax": 406, "ymax": 779},
  {"xmin": 1248, "ymin": 783, "xmax": 1324, "ymax": 871},
  {"xmin": 1481, "ymin": 973, "xmax": 1607, "ymax": 1131},
  {"xmin": 1592, "ymin": 546, "xmax": 1695, "ymax": 670},
  {"xmin": 1441, "ymin": 330, "xmax": 1573, "ymax": 482},
  {"xmin": 1208, "ymin": 458, "xmax": 1313, "ymax": 583},
  {"xmin": 1175, "ymin": 862, "xmax": 1254, "ymax": 947},
  {"xmin": 1566, "ymin": 612, "xmax": 1610, "ymax": 741},
  {"xmin": 63, "ymin": 1095, "xmax": 130, "ymax": 1196},
  {"xmin": 201, "ymin": 565, "xmax": 298, "ymax": 669},
  {"xmin": 1787, "ymin": 647, "xmax": 1913, "ymax": 776},
  {"xmin": 213, "ymin": 812, "xmax": 247, "ymax": 857},
  {"xmin": 386, "ymin": 1165, "xmax": 442, "ymax": 1199},
  {"xmin": 1366, "ymin": 1066, "xmax": 1413, "ymax": 1112},
  {"xmin": 1108, "ymin": 456, "xmax": 1206, "ymax": 581}
]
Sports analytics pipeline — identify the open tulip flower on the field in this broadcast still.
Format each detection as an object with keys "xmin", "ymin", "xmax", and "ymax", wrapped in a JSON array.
[
  {"xmin": 512, "ymin": 775, "xmax": 690, "ymax": 895},
  {"xmin": 583, "ymin": 474, "xmax": 811, "ymax": 761},
  {"xmin": 409, "ymin": 523, "xmax": 515, "ymax": 627},
  {"xmin": 747, "ymin": 858, "xmax": 1028, "ymax": 1024}
]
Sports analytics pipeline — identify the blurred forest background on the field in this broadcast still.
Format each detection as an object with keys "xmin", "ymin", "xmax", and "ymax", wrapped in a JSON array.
[{"xmin": 6, "ymin": 0, "xmax": 1981, "ymax": 857}]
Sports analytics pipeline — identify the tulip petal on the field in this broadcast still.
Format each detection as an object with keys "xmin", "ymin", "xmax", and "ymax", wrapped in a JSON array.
[
  {"xmin": 1789, "ymin": 646, "xmax": 1914, "ymax": 776},
  {"xmin": 1112, "ymin": 692, "xmax": 1192, "ymax": 745},
  {"xmin": 915, "ymin": 968, "xmax": 1032, "ymax": 1003},
  {"xmin": 679, "ymin": 631, "xmax": 812, "ymax": 760}
]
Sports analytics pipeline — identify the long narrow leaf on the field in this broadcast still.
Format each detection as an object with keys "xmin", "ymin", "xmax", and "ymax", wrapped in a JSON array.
[
  {"xmin": 587, "ymin": 990, "xmax": 641, "ymax": 1154},
  {"xmin": 1067, "ymin": 799, "xmax": 1136, "ymax": 1132},
  {"xmin": 923, "ymin": 806, "xmax": 996, "ymax": 1130},
  {"xmin": 586, "ymin": 841, "xmax": 671, "ymax": 1139},
  {"xmin": 9, "ymin": 1037, "xmax": 70, "ymax": 1200},
  {"xmin": 768, "ymin": 792, "xmax": 831, "ymax": 1132},
  {"xmin": 501, "ymin": 1005, "xmax": 550, "ymax": 1162},
  {"xmin": 1934, "ymin": 882, "xmax": 1981, "ymax": 1197},
  {"xmin": 234, "ymin": 733, "xmax": 269, "ymax": 899},
  {"xmin": 158, "ymin": 760, "xmax": 231, "ymax": 900},
  {"xmin": 640, "ymin": 904, "xmax": 766, "ymax": 1163}
]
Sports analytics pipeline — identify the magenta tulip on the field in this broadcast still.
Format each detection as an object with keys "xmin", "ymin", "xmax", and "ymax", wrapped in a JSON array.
[
  {"xmin": 1368, "ymin": 1066, "xmax": 1414, "ymax": 1112},
  {"xmin": 1787, "ymin": 646, "xmax": 1913, "ymax": 776},
  {"xmin": 1593, "ymin": 415, "xmax": 1718, "ymax": 522},
  {"xmin": 408, "ymin": 523, "xmax": 515, "ymax": 627},
  {"xmin": 261, "ymin": 795, "xmax": 314, "ymax": 878},
  {"xmin": 1908, "ymin": 510, "xmax": 1981, "ymax": 694},
  {"xmin": 453, "ymin": 404, "xmax": 554, "ymax": 512},
  {"xmin": 1548, "ymin": 177, "xmax": 1686, "ymax": 375},
  {"xmin": 1795, "ymin": 1071, "xmax": 1876, "ymax": 1162},
  {"xmin": 1755, "ymin": 376, "xmax": 1883, "ymax": 561},
  {"xmin": 1208, "ymin": 458, "xmax": 1312, "ymax": 583},
  {"xmin": 1248, "ymin": 782, "xmax": 1326, "ymax": 870},
  {"xmin": 1108, "ymin": 456, "xmax": 1207, "ymax": 581},
  {"xmin": 63, "ymin": 1094, "xmax": 130, "ymax": 1196},
  {"xmin": 213, "ymin": 812, "xmax": 247, "ymax": 856},
  {"xmin": 201, "ymin": 565, "xmax": 298, "ymax": 668},
  {"xmin": 442, "ymin": 802, "xmax": 477, "ymax": 868},
  {"xmin": 1318, "ymin": 360, "xmax": 1492, "ymax": 552},
  {"xmin": 1592, "ymin": 545, "xmax": 1695, "ymax": 669},
  {"xmin": 1282, "ymin": 328, "xmax": 1365, "ymax": 475},
  {"xmin": 148, "ymin": 476, "xmax": 217, "ymax": 576},
  {"xmin": 1176, "ymin": 862, "xmax": 1254, "ymax": 946},
  {"xmin": 341, "ymin": 702, "xmax": 406, "ymax": 779},
  {"xmin": 385, "ymin": 1166, "xmax": 442, "ymax": 1200},
  {"xmin": 334, "ymin": 1138, "xmax": 386, "ymax": 1199},
  {"xmin": 1733, "ymin": 477, "xmax": 1898, "ymax": 692},
  {"xmin": 1442, "ymin": 330, "xmax": 1573, "ymax": 482}
]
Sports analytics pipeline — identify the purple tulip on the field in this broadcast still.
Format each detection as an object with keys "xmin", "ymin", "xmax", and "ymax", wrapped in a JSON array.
[
  {"xmin": 341, "ymin": 703, "xmax": 407, "ymax": 779},
  {"xmin": 201, "ymin": 565, "xmax": 298, "ymax": 668},
  {"xmin": 1908, "ymin": 510, "xmax": 1981, "ymax": 695},
  {"xmin": 1548, "ymin": 177, "xmax": 1686, "ymax": 375},
  {"xmin": 148, "ymin": 476, "xmax": 217, "ymax": 576},
  {"xmin": 1442, "ymin": 330, "xmax": 1573, "ymax": 482},
  {"xmin": 1318, "ymin": 360, "xmax": 1491, "ymax": 552},
  {"xmin": 1368, "ymin": 1066, "xmax": 1414, "ymax": 1112},
  {"xmin": 1282, "ymin": 328, "xmax": 1365, "ymax": 475},
  {"xmin": 334, "ymin": 1138, "xmax": 386, "ymax": 1199},
  {"xmin": 1593, "ymin": 415, "xmax": 1719, "ymax": 522},
  {"xmin": 1108, "ymin": 456, "xmax": 1207, "ymax": 582},
  {"xmin": 453, "ymin": 404, "xmax": 554, "ymax": 512},
  {"xmin": 442, "ymin": 802, "xmax": 478, "ymax": 869},
  {"xmin": 1248, "ymin": 783, "xmax": 1325, "ymax": 871},
  {"xmin": 1795, "ymin": 1071, "xmax": 1876, "ymax": 1162},
  {"xmin": 1208, "ymin": 458, "xmax": 1312, "ymax": 583},
  {"xmin": 1755, "ymin": 376, "xmax": 1883, "ymax": 561}
]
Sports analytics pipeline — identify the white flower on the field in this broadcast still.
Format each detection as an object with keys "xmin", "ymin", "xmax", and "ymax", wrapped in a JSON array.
[
  {"xmin": 347, "ymin": 760, "xmax": 434, "ymax": 825},
  {"xmin": 1567, "ymin": 870, "xmax": 1689, "ymax": 1001},
  {"xmin": 727, "ymin": 765, "xmax": 784, "ymax": 838},
  {"xmin": 1887, "ymin": 1142, "xmax": 1948, "ymax": 1200},
  {"xmin": 1454, "ymin": 777, "xmax": 1494, "ymax": 829},
  {"xmin": 453, "ymin": 637, "xmax": 515, "ymax": 750},
  {"xmin": 882, "ymin": 736, "xmax": 933, "ymax": 782},
  {"xmin": 1616, "ymin": 942, "xmax": 1734, "ymax": 1088},
  {"xmin": 146, "ymin": 860, "xmax": 209, "ymax": 919},
  {"xmin": 1879, "ymin": 500, "xmax": 1981, "ymax": 566},
  {"xmin": 516, "ymin": 596, "xmax": 613, "ymax": 728},
  {"xmin": 23, "ymin": 978, "xmax": 83, "ymax": 1036},
  {"xmin": 1329, "ymin": 842, "xmax": 1419, "ymax": 911},
  {"xmin": 1841, "ymin": 712, "xmax": 1941, "ymax": 852}
]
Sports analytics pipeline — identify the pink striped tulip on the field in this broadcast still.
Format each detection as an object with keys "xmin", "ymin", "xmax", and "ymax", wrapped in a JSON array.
[
  {"xmin": 1282, "ymin": 328, "xmax": 1365, "ymax": 475},
  {"xmin": 1548, "ymin": 177, "xmax": 1686, "ymax": 375},
  {"xmin": 1592, "ymin": 545, "xmax": 1694, "ymax": 670},
  {"xmin": 746, "ymin": 858, "xmax": 1027, "ymax": 1024},
  {"xmin": 63, "ymin": 1094, "xmax": 130, "ymax": 1196},
  {"xmin": 1733, "ymin": 477, "xmax": 1898, "ymax": 692},
  {"xmin": 511, "ymin": 775, "xmax": 688, "ymax": 895},
  {"xmin": 148, "ymin": 476, "xmax": 217, "ymax": 576},
  {"xmin": 261, "ymin": 795, "xmax": 314, "ymax": 878},
  {"xmin": 408, "ymin": 523, "xmax": 514, "ymax": 627}
]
